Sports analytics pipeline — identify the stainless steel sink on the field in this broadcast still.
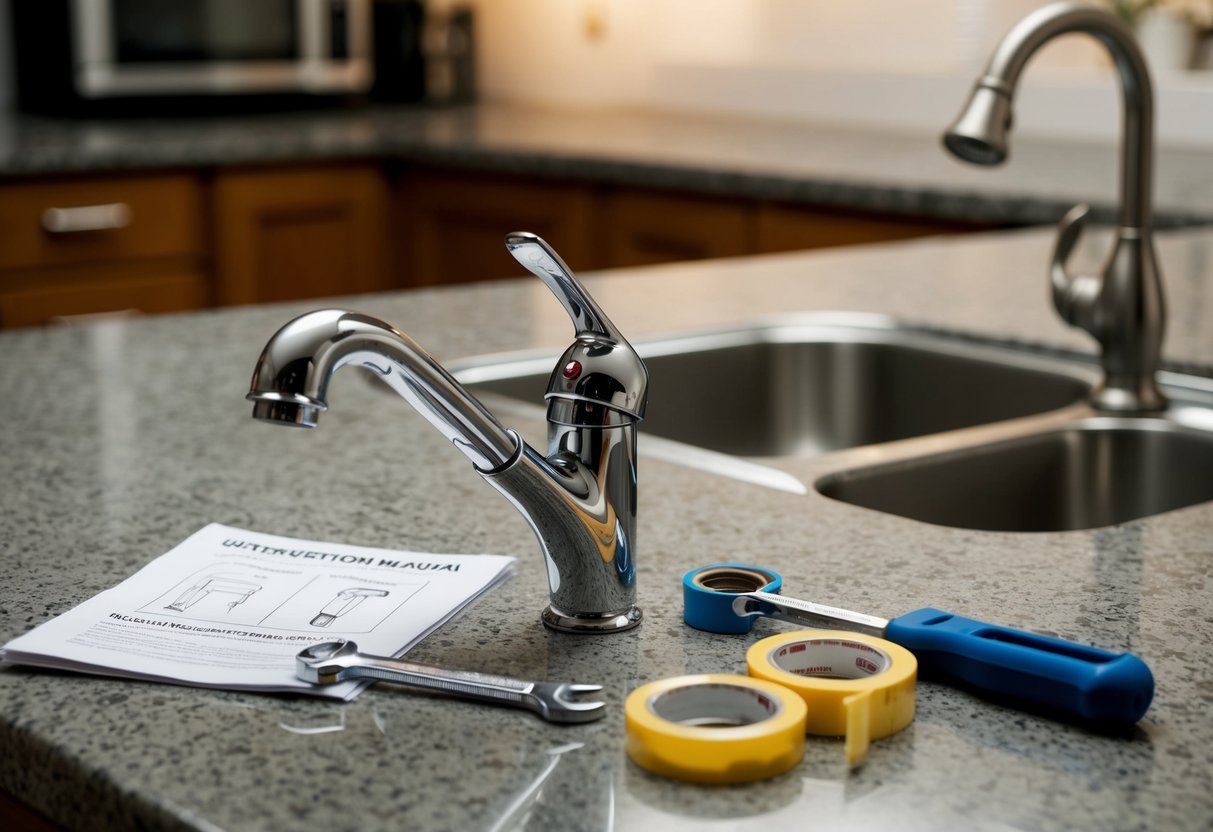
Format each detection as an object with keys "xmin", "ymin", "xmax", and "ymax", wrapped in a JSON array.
[
  {"xmin": 452, "ymin": 313, "xmax": 1213, "ymax": 530},
  {"xmin": 817, "ymin": 414, "xmax": 1213, "ymax": 531},
  {"xmin": 453, "ymin": 314, "xmax": 1094, "ymax": 458}
]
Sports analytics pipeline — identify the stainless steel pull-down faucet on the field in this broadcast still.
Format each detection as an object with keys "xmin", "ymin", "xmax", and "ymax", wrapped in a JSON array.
[
  {"xmin": 944, "ymin": 1, "xmax": 1166, "ymax": 412},
  {"xmin": 246, "ymin": 232, "xmax": 648, "ymax": 634}
]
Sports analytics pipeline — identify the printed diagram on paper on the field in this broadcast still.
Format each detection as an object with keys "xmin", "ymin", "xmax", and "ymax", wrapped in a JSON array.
[
  {"xmin": 0, "ymin": 524, "xmax": 515, "ymax": 700},
  {"xmin": 150, "ymin": 566, "xmax": 421, "ymax": 634}
]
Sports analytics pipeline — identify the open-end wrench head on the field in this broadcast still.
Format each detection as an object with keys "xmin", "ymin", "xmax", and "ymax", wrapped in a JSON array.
[
  {"xmin": 531, "ymin": 682, "xmax": 607, "ymax": 723},
  {"xmin": 297, "ymin": 640, "xmax": 361, "ymax": 684}
]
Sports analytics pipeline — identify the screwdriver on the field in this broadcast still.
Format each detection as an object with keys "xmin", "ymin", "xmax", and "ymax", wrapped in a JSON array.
[{"xmin": 683, "ymin": 562, "xmax": 1154, "ymax": 724}]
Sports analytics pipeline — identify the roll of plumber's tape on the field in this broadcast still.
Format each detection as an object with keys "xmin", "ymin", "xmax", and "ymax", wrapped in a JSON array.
[
  {"xmin": 747, "ymin": 631, "xmax": 917, "ymax": 766},
  {"xmin": 625, "ymin": 674, "xmax": 807, "ymax": 784},
  {"xmin": 683, "ymin": 563, "xmax": 782, "ymax": 633}
]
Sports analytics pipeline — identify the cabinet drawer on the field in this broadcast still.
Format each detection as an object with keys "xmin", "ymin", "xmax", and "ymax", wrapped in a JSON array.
[
  {"xmin": 0, "ymin": 174, "xmax": 205, "ymax": 271},
  {"xmin": 0, "ymin": 262, "xmax": 209, "ymax": 328}
]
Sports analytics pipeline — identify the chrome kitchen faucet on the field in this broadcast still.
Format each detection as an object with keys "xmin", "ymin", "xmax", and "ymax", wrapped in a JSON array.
[
  {"xmin": 246, "ymin": 232, "xmax": 648, "ymax": 633},
  {"xmin": 944, "ymin": 1, "xmax": 1166, "ymax": 412}
]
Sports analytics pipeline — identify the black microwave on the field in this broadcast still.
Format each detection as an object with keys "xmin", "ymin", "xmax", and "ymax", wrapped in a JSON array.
[{"xmin": 12, "ymin": 0, "xmax": 378, "ymax": 115}]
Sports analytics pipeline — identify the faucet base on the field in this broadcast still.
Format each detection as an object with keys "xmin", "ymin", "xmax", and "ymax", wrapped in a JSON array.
[
  {"xmin": 1092, "ymin": 382, "xmax": 1168, "ymax": 414},
  {"xmin": 542, "ymin": 604, "xmax": 642, "ymax": 634}
]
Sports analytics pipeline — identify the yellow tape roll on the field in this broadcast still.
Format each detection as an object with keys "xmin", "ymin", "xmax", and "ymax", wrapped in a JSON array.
[
  {"xmin": 746, "ymin": 631, "xmax": 917, "ymax": 766},
  {"xmin": 625, "ymin": 674, "xmax": 808, "ymax": 784}
]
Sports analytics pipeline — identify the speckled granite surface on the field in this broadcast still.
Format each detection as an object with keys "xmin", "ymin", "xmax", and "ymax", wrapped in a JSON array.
[
  {"xmin": 2, "ymin": 103, "xmax": 1213, "ymax": 227},
  {"xmin": 1, "ymin": 226, "xmax": 1212, "ymax": 830}
]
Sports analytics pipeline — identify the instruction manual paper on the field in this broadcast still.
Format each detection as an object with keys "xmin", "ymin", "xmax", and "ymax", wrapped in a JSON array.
[{"xmin": 0, "ymin": 523, "xmax": 515, "ymax": 700}]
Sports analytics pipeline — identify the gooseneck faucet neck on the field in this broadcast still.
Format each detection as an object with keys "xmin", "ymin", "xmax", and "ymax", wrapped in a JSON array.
[
  {"xmin": 967, "ymin": 2, "xmax": 1153, "ymax": 230},
  {"xmin": 944, "ymin": 1, "xmax": 1166, "ymax": 413},
  {"xmin": 248, "ymin": 309, "xmax": 519, "ymax": 472},
  {"xmin": 248, "ymin": 233, "xmax": 648, "ymax": 634}
]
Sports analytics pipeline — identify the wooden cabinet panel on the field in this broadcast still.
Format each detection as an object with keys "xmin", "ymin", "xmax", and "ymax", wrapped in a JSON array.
[
  {"xmin": 0, "ymin": 789, "xmax": 57, "ymax": 832},
  {"xmin": 398, "ymin": 169, "xmax": 598, "ymax": 286},
  {"xmin": 756, "ymin": 202, "xmax": 989, "ymax": 253},
  {"xmin": 212, "ymin": 164, "xmax": 390, "ymax": 306},
  {"xmin": 602, "ymin": 189, "xmax": 753, "ymax": 268},
  {"xmin": 0, "ymin": 261, "xmax": 208, "ymax": 328},
  {"xmin": 0, "ymin": 173, "xmax": 204, "ymax": 271},
  {"xmin": 0, "ymin": 172, "xmax": 208, "ymax": 328},
  {"xmin": 0, "ymin": 161, "xmax": 996, "ymax": 328}
]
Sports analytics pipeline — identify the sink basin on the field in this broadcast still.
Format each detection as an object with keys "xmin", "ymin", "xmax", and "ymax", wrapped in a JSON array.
[
  {"xmin": 817, "ymin": 415, "xmax": 1213, "ymax": 531},
  {"xmin": 454, "ymin": 313, "xmax": 1213, "ymax": 529},
  {"xmin": 453, "ymin": 315, "xmax": 1094, "ymax": 458}
]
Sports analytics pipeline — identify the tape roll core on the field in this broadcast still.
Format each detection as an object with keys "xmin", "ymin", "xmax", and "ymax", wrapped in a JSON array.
[
  {"xmin": 691, "ymin": 565, "xmax": 777, "ymax": 594},
  {"xmin": 683, "ymin": 563, "xmax": 782, "ymax": 633},
  {"xmin": 625, "ymin": 674, "xmax": 807, "ymax": 783},
  {"xmin": 766, "ymin": 635, "xmax": 895, "ymax": 679},
  {"xmin": 649, "ymin": 680, "xmax": 782, "ymax": 727},
  {"xmin": 747, "ymin": 631, "xmax": 917, "ymax": 766}
]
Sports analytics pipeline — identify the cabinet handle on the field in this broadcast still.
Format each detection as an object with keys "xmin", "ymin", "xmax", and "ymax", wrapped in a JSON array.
[{"xmin": 41, "ymin": 203, "xmax": 131, "ymax": 234}]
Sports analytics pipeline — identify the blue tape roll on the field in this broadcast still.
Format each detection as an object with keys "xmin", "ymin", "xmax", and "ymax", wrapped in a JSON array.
[{"xmin": 682, "ymin": 563, "xmax": 782, "ymax": 633}]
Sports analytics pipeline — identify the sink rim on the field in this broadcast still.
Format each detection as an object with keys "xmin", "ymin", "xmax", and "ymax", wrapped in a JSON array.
[
  {"xmin": 449, "ymin": 312, "xmax": 1213, "ymax": 529},
  {"xmin": 448, "ymin": 311, "xmax": 1103, "ymax": 494},
  {"xmin": 449, "ymin": 311, "xmax": 1103, "ymax": 391},
  {"xmin": 814, "ymin": 411, "xmax": 1213, "ymax": 532}
]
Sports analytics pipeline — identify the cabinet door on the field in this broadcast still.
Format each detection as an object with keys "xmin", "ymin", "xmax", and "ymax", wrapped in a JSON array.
[
  {"xmin": 602, "ymin": 189, "xmax": 753, "ymax": 268},
  {"xmin": 212, "ymin": 165, "xmax": 390, "ymax": 306},
  {"xmin": 756, "ymin": 203, "xmax": 989, "ymax": 252},
  {"xmin": 398, "ymin": 169, "xmax": 598, "ymax": 286}
]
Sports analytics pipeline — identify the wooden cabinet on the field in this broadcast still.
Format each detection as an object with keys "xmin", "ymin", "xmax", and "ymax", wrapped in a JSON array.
[
  {"xmin": 0, "ymin": 173, "xmax": 208, "ymax": 327},
  {"xmin": 394, "ymin": 172, "xmax": 988, "ymax": 283},
  {"xmin": 212, "ymin": 164, "xmax": 390, "ymax": 305},
  {"xmin": 0, "ymin": 789, "xmax": 56, "ymax": 832},
  {"xmin": 756, "ymin": 202, "xmax": 984, "ymax": 253},
  {"xmin": 601, "ymin": 189, "xmax": 753, "ymax": 267},
  {"xmin": 0, "ymin": 159, "xmax": 995, "ymax": 328},
  {"xmin": 397, "ymin": 168, "xmax": 598, "ymax": 285},
  {"xmin": 0, "ymin": 263, "xmax": 210, "ymax": 328}
]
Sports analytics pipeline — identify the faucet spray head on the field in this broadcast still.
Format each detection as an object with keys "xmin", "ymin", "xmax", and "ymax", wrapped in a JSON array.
[
  {"xmin": 246, "ymin": 309, "xmax": 348, "ymax": 428},
  {"xmin": 249, "ymin": 394, "xmax": 326, "ymax": 428},
  {"xmin": 943, "ymin": 79, "xmax": 1013, "ymax": 166}
]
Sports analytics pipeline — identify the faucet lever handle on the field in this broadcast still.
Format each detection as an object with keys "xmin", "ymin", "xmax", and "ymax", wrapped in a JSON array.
[
  {"xmin": 1051, "ymin": 203, "xmax": 1088, "ymax": 272},
  {"xmin": 504, "ymin": 232, "xmax": 625, "ymax": 345},
  {"xmin": 504, "ymin": 232, "xmax": 648, "ymax": 424},
  {"xmin": 1050, "ymin": 203, "xmax": 1100, "ymax": 327}
]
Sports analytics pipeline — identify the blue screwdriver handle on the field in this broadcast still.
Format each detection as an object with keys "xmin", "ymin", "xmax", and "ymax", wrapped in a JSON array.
[{"xmin": 884, "ymin": 608, "xmax": 1154, "ymax": 724}]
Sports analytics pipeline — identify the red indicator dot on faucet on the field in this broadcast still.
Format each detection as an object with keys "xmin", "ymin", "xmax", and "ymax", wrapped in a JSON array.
[{"xmin": 562, "ymin": 360, "xmax": 582, "ymax": 380}]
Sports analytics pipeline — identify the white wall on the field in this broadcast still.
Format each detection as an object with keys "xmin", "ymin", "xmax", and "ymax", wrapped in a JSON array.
[
  {"xmin": 469, "ymin": 0, "xmax": 1103, "ymax": 108},
  {"xmin": 465, "ymin": 0, "xmax": 1211, "ymax": 147}
]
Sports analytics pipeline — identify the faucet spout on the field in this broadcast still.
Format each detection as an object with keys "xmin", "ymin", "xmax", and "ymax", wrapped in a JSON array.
[
  {"xmin": 248, "ymin": 234, "xmax": 647, "ymax": 634},
  {"xmin": 943, "ymin": 1, "xmax": 1166, "ymax": 412},
  {"xmin": 248, "ymin": 308, "xmax": 519, "ymax": 471}
]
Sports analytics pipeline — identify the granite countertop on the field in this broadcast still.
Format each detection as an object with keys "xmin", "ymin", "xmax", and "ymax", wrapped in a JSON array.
[
  {"xmin": 1, "ymin": 225, "xmax": 1212, "ymax": 831},
  {"xmin": 2, "ymin": 102, "xmax": 1213, "ymax": 227}
]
